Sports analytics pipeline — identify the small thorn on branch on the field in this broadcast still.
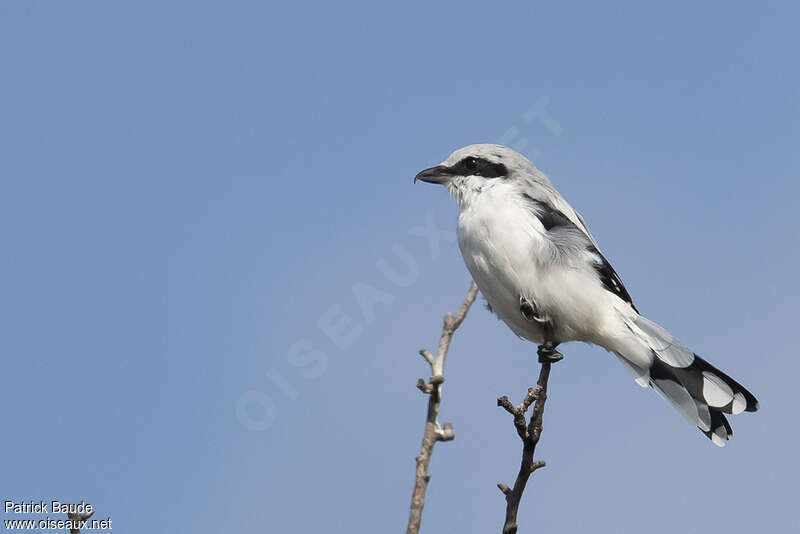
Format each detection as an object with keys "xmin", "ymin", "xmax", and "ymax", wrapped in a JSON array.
[
  {"xmin": 497, "ymin": 395, "xmax": 514, "ymax": 413},
  {"xmin": 68, "ymin": 511, "xmax": 94, "ymax": 522},
  {"xmin": 416, "ymin": 379, "xmax": 433, "ymax": 394},
  {"xmin": 530, "ymin": 460, "xmax": 546, "ymax": 473},
  {"xmin": 419, "ymin": 349, "xmax": 435, "ymax": 366},
  {"xmin": 435, "ymin": 422, "xmax": 455, "ymax": 441},
  {"xmin": 522, "ymin": 386, "xmax": 540, "ymax": 410},
  {"xmin": 67, "ymin": 507, "xmax": 94, "ymax": 534},
  {"xmin": 497, "ymin": 483, "xmax": 512, "ymax": 497},
  {"xmin": 443, "ymin": 312, "xmax": 454, "ymax": 328}
]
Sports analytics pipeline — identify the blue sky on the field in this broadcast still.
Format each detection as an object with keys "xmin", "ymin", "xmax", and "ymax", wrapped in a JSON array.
[{"xmin": 2, "ymin": 1, "xmax": 799, "ymax": 532}]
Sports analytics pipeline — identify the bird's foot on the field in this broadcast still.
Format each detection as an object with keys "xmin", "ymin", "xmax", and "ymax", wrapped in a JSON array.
[
  {"xmin": 519, "ymin": 295, "xmax": 547, "ymax": 323},
  {"xmin": 537, "ymin": 343, "xmax": 563, "ymax": 364}
]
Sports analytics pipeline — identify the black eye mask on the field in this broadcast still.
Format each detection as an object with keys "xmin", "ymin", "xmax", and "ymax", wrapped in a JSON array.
[{"xmin": 448, "ymin": 156, "xmax": 508, "ymax": 178}]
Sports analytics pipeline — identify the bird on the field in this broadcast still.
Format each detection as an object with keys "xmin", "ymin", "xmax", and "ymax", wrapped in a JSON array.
[{"xmin": 414, "ymin": 144, "xmax": 758, "ymax": 446}]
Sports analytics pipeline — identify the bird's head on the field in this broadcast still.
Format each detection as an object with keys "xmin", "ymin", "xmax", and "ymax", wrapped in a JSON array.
[{"xmin": 414, "ymin": 144, "xmax": 546, "ymax": 206}]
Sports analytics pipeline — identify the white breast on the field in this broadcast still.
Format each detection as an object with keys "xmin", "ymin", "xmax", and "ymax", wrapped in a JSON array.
[
  {"xmin": 455, "ymin": 183, "xmax": 613, "ymax": 344},
  {"xmin": 456, "ymin": 185, "xmax": 548, "ymax": 342}
]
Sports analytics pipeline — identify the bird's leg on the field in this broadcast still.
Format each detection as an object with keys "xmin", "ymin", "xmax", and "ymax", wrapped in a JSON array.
[
  {"xmin": 538, "ymin": 318, "xmax": 563, "ymax": 363},
  {"xmin": 519, "ymin": 295, "xmax": 564, "ymax": 364}
]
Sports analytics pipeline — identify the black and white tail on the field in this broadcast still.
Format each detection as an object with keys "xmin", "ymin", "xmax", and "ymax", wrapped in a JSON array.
[{"xmin": 615, "ymin": 315, "xmax": 759, "ymax": 446}]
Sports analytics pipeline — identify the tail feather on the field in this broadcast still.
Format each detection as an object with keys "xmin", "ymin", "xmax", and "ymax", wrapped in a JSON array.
[{"xmin": 616, "ymin": 315, "xmax": 759, "ymax": 446}]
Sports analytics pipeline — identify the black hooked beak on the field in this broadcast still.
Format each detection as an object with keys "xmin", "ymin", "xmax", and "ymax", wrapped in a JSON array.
[{"xmin": 414, "ymin": 165, "xmax": 452, "ymax": 185}]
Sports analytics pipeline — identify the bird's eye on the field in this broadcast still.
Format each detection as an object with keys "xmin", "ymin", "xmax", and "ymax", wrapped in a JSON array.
[{"xmin": 458, "ymin": 156, "xmax": 493, "ymax": 177}]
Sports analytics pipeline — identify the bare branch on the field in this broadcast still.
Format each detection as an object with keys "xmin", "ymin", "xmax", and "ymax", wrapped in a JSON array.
[
  {"xmin": 416, "ymin": 379, "xmax": 433, "ymax": 394},
  {"xmin": 406, "ymin": 281, "xmax": 479, "ymax": 534},
  {"xmin": 435, "ymin": 422, "xmax": 455, "ymax": 442},
  {"xmin": 497, "ymin": 359, "xmax": 555, "ymax": 534},
  {"xmin": 67, "ymin": 507, "xmax": 94, "ymax": 534},
  {"xmin": 530, "ymin": 460, "xmax": 546, "ymax": 472},
  {"xmin": 419, "ymin": 349, "xmax": 436, "ymax": 366}
]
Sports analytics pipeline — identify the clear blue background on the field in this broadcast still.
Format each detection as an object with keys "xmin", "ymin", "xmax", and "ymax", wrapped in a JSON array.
[{"xmin": 2, "ymin": 1, "xmax": 798, "ymax": 532}]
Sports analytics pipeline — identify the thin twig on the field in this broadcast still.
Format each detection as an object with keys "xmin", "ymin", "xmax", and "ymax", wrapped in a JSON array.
[
  {"xmin": 497, "ymin": 360, "xmax": 554, "ymax": 534},
  {"xmin": 406, "ymin": 281, "xmax": 479, "ymax": 534},
  {"xmin": 67, "ymin": 507, "xmax": 94, "ymax": 534}
]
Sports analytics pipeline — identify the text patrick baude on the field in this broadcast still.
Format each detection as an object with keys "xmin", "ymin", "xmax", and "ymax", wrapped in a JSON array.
[{"xmin": 5, "ymin": 501, "xmax": 94, "ymax": 514}]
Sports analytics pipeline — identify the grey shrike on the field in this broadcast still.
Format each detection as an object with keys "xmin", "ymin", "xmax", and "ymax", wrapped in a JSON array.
[{"xmin": 415, "ymin": 144, "xmax": 758, "ymax": 446}]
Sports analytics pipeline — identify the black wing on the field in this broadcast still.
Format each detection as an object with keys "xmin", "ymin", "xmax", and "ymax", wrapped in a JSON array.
[
  {"xmin": 590, "ymin": 248, "xmax": 638, "ymax": 312},
  {"xmin": 522, "ymin": 193, "xmax": 638, "ymax": 313}
]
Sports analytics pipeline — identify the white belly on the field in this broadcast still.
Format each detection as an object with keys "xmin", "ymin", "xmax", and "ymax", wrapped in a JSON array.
[{"xmin": 456, "ymin": 187, "xmax": 611, "ymax": 344}]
